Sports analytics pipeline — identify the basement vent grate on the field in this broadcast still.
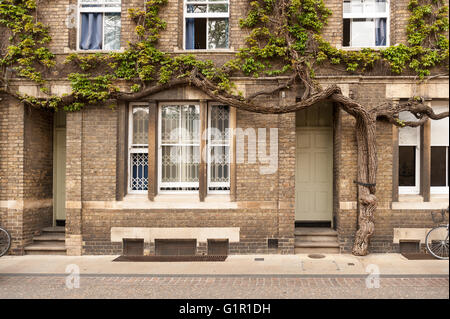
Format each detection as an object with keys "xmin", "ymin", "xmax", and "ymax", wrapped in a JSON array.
[{"xmin": 113, "ymin": 255, "xmax": 227, "ymax": 262}]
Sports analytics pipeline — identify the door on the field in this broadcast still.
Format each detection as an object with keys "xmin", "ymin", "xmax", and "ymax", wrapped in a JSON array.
[
  {"xmin": 53, "ymin": 112, "xmax": 66, "ymax": 223},
  {"xmin": 295, "ymin": 127, "xmax": 333, "ymax": 221}
]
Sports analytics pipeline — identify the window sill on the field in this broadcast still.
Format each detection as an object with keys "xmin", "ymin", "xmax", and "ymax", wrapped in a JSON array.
[
  {"xmin": 64, "ymin": 47, "xmax": 125, "ymax": 54},
  {"xmin": 392, "ymin": 194, "xmax": 449, "ymax": 210},
  {"xmin": 173, "ymin": 47, "xmax": 236, "ymax": 54},
  {"xmin": 340, "ymin": 46, "xmax": 389, "ymax": 51}
]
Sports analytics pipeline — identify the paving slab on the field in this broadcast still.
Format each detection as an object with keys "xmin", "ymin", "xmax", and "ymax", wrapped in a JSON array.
[{"xmin": 0, "ymin": 253, "xmax": 448, "ymax": 276}]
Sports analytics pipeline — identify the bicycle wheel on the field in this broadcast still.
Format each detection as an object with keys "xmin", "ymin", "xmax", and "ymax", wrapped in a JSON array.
[
  {"xmin": 425, "ymin": 225, "xmax": 449, "ymax": 260},
  {"xmin": 0, "ymin": 227, "xmax": 11, "ymax": 257}
]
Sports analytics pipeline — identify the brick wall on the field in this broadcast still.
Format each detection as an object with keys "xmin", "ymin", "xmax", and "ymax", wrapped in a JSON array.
[{"xmin": 0, "ymin": 95, "xmax": 53, "ymax": 254}]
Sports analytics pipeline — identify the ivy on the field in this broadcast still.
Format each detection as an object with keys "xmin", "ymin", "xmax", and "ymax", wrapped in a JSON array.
[{"xmin": 0, "ymin": 0, "xmax": 448, "ymax": 110}]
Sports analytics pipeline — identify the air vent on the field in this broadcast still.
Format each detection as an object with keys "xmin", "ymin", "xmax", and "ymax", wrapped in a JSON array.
[
  {"xmin": 122, "ymin": 238, "xmax": 144, "ymax": 256},
  {"xmin": 208, "ymin": 239, "xmax": 229, "ymax": 256},
  {"xmin": 155, "ymin": 239, "xmax": 197, "ymax": 256},
  {"xmin": 268, "ymin": 238, "xmax": 278, "ymax": 249}
]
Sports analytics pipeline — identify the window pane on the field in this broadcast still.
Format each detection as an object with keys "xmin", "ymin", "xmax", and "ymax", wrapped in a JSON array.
[
  {"xmin": 180, "ymin": 146, "xmax": 200, "ymax": 183},
  {"xmin": 210, "ymin": 105, "xmax": 229, "ymax": 144},
  {"xmin": 161, "ymin": 105, "xmax": 180, "ymax": 144},
  {"xmin": 208, "ymin": 18, "xmax": 229, "ymax": 49},
  {"xmin": 431, "ymin": 146, "xmax": 447, "ymax": 187},
  {"xmin": 132, "ymin": 106, "xmax": 149, "ymax": 145},
  {"xmin": 187, "ymin": 4, "xmax": 207, "ymax": 13},
  {"xmin": 375, "ymin": 18, "xmax": 386, "ymax": 46},
  {"xmin": 351, "ymin": 18, "xmax": 375, "ymax": 47},
  {"xmin": 80, "ymin": 13, "xmax": 103, "ymax": 50},
  {"xmin": 343, "ymin": 19, "xmax": 351, "ymax": 47},
  {"xmin": 364, "ymin": 0, "xmax": 375, "ymax": 13},
  {"xmin": 104, "ymin": 13, "xmax": 121, "ymax": 50},
  {"xmin": 399, "ymin": 111, "xmax": 419, "ymax": 146},
  {"xmin": 350, "ymin": 0, "xmax": 364, "ymax": 14},
  {"xmin": 131, "ymin": 153, "xmax": 148, "ymax": 191},
  {"xmin": 399, "ymin": 146, "xmax": 416, "ymax": 187},
  {"xmin": 161, "ymin": 146, "xmax": 180, "ymax": 183},
  {"xmin": 209, "ymin": 4, "xmax": 228, "ymax": 13},
  {"xmin": 430, "ymin": 103, "xmax": 449, "ymax": 145},
  {"xmin": 375, "ymin": 0, "xmax": 387, "ymax": 13},
  {"xmin": 343, "ymin": 0, "xmax": 351, "ymax": 14},
  {"xmin": 180, "ymin": 105, "xmax": 200, "ymax": 144},
  {"xmin": 189, "ymin": 18, "xmax": 207, "ymax": 49},
  {"xmin": 210, "ymin": 146, "xmax": 229, "ymax": 182}
]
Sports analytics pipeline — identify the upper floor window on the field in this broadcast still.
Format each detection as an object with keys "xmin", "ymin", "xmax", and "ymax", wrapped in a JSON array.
[
  {"xmin": 78, "ymin": 0, "xmax": 121, "ymax": 51},
  {"xmin": 343, "ymin": 0, "xmax": 389, "ymax": 48},
  {"xmin": 184, "ymin": 0, "xmax": 229, "ymax": 50}
]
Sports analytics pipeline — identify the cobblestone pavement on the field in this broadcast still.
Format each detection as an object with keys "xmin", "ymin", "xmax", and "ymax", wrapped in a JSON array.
[{"xmin": 0, "ymin": 275, "xmax": 448, "ymax": 299}]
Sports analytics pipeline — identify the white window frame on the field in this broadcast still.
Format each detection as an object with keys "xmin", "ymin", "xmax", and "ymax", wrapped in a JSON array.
[
  {"xmin": 343, "ymin": 0, "xmax": 390, "ymax": 48},
  {"xmin": 399, "ymin": 126, "xmax": 420, "ymax": 195},
  {"xmin": 128, "ymin": 103, "xmax": 149, "ymax": 194},
  {"xmin": 77, "ymin": 0, "xmax": 122, "ymax": 51},
  {"xmin": 183, "ymin": 0, "xmax": 230, "ymax": 50},
  {"xmin": 158, "ymin": 102, "xmax": 201, "ymax": 194},
  {"xmin": 207, "ymin": 103, "xmax": 231, "ymax": 194}
]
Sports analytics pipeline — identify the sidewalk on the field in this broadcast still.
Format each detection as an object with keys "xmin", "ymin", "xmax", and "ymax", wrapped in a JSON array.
[{"xmin": 0, "ymin": 253, "xmax": 448, "ymax": 276}]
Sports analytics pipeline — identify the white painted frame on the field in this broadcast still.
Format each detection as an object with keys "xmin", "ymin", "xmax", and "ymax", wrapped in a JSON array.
[
  {"xmin": 183, "ymin": 0, "xmax": 230, "ymax": 50},
  {"xmin": 207, "ymin": 103, "xmax": 231, "ymax": 194},
  {"xmin": 77, "ymin": 0, "xmax": 121, "ymax": 51},
  {"xmin": 343, "ymin": 0, "xmax": 390, "ymax": 48},
  {"xmin": 158, "ymin": 102, "xmax": 201, "ymax": 194},
  {"xmin": 128, "ymin": 102, "xmax": 149, "ymax": 194}
]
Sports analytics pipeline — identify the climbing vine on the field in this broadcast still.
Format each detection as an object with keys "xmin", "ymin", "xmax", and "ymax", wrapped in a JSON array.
[{"xmin": 0, "ymin": 0, "xmax": 449, "ymax": 256}]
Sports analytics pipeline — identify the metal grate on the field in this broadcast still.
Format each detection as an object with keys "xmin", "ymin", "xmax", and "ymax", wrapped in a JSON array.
[
  {"xmin": 122, "ymin": 238, "xmax": 144, "ymax": 256},
  {"xmin": 208, "ymin": 239, "xmax": 229, "ymax": 255},
  {"xmin": 113, "ymin": 255, "xmax": 227, "ymax": 262},
  {"xmin": 155, "ymin": 239, "xmax": 197, "ymax": 256}
]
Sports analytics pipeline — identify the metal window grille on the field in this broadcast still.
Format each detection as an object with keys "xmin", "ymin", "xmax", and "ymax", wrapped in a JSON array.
[
  {"xmin": 128, "ymin": 104, "xmax": 149, "ymax": 193},
  {"xmin": 159, "ymin": 104, "xmax": 200, "ymax": 192},
  {"xmin": 208, "ymin": 104, "xmax": 230, "ymax": 193}
]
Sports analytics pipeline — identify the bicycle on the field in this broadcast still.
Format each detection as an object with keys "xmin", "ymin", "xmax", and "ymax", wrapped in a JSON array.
[
  {"xmin": 425, "ymin": 207, "xmax": 449, "ymax": 260},
  {"xmin": 0, "ymin": 226, "xmax": 11, "ymax": 257}
]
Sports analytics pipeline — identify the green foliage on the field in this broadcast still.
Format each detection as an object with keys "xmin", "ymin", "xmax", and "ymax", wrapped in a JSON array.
[
  {"xmin": 0, "ymin": 0, "xmax": 54, "ymax": 84},
  {"xmin": 1, "ymin": 0, "xmax": 449, "ymax": 111}
]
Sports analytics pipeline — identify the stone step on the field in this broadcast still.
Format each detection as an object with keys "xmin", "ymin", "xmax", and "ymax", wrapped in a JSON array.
[
  {"xmin": 294, "ymin": 227, "xmax": 337, "ymax": 236},
  {"xmin": 295, "ymin": 241, "xmax": 340, "ymax": 248},
  {"xmin": 33, "ymin": 234, "xmax": 65, "ymax": 242},
  {"xmin": 24, "ymin": 243, "xmax": 66, "ymax": 255},
  {"xmin": 295, "ymin": 235, "xmax": 338, "ymax": 243},
  {"xmin": 42, "ymin": 226, "xmax": 65, "ymax": 234},
  {"xmin": 295, "ymin": 247, "xmax": 340, "ymax": 254},
  {"xmin": 294, "ymin": 240, "xmax": 340, "ymax": 254}
]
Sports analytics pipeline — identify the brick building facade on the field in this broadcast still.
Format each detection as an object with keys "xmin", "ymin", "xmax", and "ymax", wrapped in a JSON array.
[{"xmin": 0, "ymin": 0, "xmax": 448, "ymax": 256}]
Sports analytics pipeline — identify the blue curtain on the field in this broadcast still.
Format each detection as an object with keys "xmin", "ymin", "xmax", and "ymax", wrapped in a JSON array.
[
  {"xmin": 185, "ymin": 18, "xmax": 195, "ymax": 50},
  {"xmin": 375, "ymin": 18, "xmax": 386, "ymax": 46},
  {"xmin": 80, "ymin": 13, "xmax": 103, "ymax": 50}
]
